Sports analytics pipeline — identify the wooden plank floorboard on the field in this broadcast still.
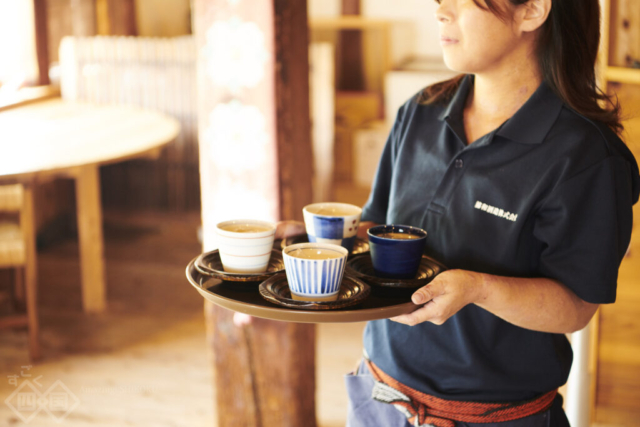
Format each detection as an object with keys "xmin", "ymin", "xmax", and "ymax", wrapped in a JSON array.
[
  {"xmin": 0, "ymin": 211, "xmax": 214, "ymax": 427},
  {"xmin": 0, "ymin": 210, "xmax": 360, "ymax": 427}
]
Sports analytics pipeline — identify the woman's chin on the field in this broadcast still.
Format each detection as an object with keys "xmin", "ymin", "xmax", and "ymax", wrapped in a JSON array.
[
  {"xmin": 442, "ymin": 63, "xmax": 466, "ymax": 74},
  {"xmin": 441, "ymin": 56, "xmax": 479, "ymax": 76}
]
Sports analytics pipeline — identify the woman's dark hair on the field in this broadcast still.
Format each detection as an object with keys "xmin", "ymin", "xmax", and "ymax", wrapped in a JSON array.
[{"xmin": 421, "ymin": 0, "xmax": 623, "ymax": 135}]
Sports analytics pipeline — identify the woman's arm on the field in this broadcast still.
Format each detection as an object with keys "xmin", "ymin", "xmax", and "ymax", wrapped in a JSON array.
[{"xmin": 391, "ymin": 269, "xmax": 599, "ymax": 334}]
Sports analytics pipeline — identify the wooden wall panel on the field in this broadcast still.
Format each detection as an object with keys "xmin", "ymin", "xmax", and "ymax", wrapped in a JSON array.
[
  {"xmin": 58, "ymin": 34, "xmax": 199, "ymax": 213},
  {"xmin": 609, "ymin": 0, "xmax": 640, "ymax": 67},
  {"xmin": 47, "ymin": 0, "xmax": 97, "ymax": 63}
]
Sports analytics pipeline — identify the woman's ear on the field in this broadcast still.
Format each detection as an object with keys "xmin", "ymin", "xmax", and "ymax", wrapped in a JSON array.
[{"xmin": 517, "ymin": 0, "xmax": 551, "ymax": 33}]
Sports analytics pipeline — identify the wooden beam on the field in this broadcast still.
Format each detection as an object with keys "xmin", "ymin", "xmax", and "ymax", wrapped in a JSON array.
[
  {"xmin": 194, "ymin": 0, "xmax": 316, "ymax": 425},
  {"xmin": 22, "ymin": 185, "xmax": 40, "ymax": 361},
  {"xmin": 338, "ymin": 0, "xmax": 364, "ymax": 91},
  {"xmin": 274, "ymin": 0, "xmax": 314, "ymax": 221},
  {"xmin": 310, "ymin": 16, "xmax": 391, "ymax": 30},
  {"xmin": 75, "ymin": 165, "xmax": 107, "ymax": 313},
  {"xmin": 342, "ymin": 0, "xmax": 360, "ymax": 15},
  {"xmin": 606, "ymin": 65, "xmax": 640, "ymax": 85},
  {"xmin": 33, "ymin": 0, "xmax": 50, "ymax": 85},
  {"xmin": 205, "ymin": 303, "xmax": 316, "ymax": 426},
  {"xmin": 70, "ymin": 0, "xmax": 97, "ymax": 36},
  {"xmin": 96, "ymin": 0, "xmax": 110, "ymax": 35},
  {"xmin": 96, "ymin": 0, "xmax": 137, "ymax": 35},
  {"xmin": 108, "ymin": 0, "xmax": 137, "ymax": 35}
]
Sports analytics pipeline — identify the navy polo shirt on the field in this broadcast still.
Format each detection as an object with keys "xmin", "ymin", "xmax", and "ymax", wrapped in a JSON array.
[{"xmin": 361, "ymin": 74, "xmax": 640, "ymax": 402}]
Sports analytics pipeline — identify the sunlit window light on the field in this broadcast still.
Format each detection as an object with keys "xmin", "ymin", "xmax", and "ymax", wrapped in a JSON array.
[{"xmin": 0, "ymin": 0, "xmax": 39, "ymax": 101}]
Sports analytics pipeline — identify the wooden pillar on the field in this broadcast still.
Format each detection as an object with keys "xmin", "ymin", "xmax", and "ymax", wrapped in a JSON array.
[
  {"xmin": 75, "ymin": 165, "xmax": 107, "ymax": 313},
  {"xmin": 107, "ymin": 0, "xmax": 137, "ymax": 35},
  {"xmin": 274, "ymin": 0, "xmax": 314, "ymax": 221},
  {"xmin": 338, "ymin": 0, "xmax": 364, "ymax": 91},
  {"xmin": 194, "ymin": 0, "xmax": 316, "ymax": 426},
  {"xmin": 22, "ymin": 185, "xmax": 40, "ymax": 361},
  {"xmin": 70, "ymin": 0, "xmax": 98, "ymax": 36},
  {"xmin": 96, "ymin": 0, "xmax": 137, "ymax": 36},
  {"xmin": 33, "ymin": 0, "xmax": 50, "ymax": 85}
]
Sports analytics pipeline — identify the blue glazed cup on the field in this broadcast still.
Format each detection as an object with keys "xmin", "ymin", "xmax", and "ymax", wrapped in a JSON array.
[
  {"xmin": 367, "ymin": 225, "xmax": 427, "ymax": 279},
  {"xmin": 303, "ymin": 203, "xmax": 362, "ymax": 253}
]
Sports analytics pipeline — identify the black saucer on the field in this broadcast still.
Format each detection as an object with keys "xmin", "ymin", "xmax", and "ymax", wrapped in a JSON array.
[
  {"xmin": 346, "ymin": 253, "xmax": 446, "ymax": 289},
  {"xmin": 259, "ymin": 273, "xmax": 370, "ymax": 310},
  {"xmin": 194, "ymin": 249, "xmax": 285, "ymax": 282}
]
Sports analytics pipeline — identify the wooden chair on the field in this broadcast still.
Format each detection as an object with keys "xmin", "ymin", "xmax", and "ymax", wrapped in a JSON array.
[{"xmin": 0, "ymin": 184, "xmax": 39, "ymax": 360}]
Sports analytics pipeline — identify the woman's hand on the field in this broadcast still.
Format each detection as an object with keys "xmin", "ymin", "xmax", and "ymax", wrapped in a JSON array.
[
  {"xmin": 390, "ymin": 269, "xmax": 485, "ymax": 326},
  {"xmin": 392, "ymin": 268, "xmax": 599, "ymax": 333}
]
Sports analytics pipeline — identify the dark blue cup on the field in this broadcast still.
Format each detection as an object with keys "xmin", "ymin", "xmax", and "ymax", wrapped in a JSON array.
[{"xmin": 367, "ymin": 225, "xmax": 427, "ymax": 279}]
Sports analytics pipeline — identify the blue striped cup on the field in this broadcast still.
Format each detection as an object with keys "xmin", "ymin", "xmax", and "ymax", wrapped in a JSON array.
[{"xmin": 282, "ymin": 243, "xmax": 348, "ymax": 301}]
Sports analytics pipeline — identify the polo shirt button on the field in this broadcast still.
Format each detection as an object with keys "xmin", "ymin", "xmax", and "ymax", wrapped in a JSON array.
[{"xmin": 455, "ymin": 159, "xmax": 464, "ymax": 169}]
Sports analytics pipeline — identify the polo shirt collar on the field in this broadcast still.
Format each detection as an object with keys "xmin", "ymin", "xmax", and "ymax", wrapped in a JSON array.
[{"xmin": 438, "ymin": 74, "xmax": 564, "ymax": 145}]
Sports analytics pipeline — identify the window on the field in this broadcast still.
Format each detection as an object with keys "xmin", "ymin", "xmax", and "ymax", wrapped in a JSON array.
[{"xmin": 0, "ymin": 0, "xmax": 39, "ymax": 100}]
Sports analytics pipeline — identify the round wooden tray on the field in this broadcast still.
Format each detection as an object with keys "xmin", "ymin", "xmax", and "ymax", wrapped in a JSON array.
[{"xmin": 186, "ymin": 257, "xmax": 417, "ymax": 323}]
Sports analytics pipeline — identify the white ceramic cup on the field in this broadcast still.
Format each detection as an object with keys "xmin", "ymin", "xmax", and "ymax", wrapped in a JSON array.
[
  {"xmin": 215, "ymin": 219, "xmax": 276, "ymax": 273},
  {"xmin": 302, "ymin": 202, "xmax": 362, "ymax": 253},
  {"xmin": 283, "ymin": 242, "xmax": 349, "ymax": 302}
]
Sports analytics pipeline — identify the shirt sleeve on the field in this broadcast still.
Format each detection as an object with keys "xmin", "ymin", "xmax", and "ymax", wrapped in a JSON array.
[
  {"xmin": 361, "ymin": 105, "xmax": 406, "ymax": 224},
  {"xmin": 533, "ymin": 155, "xmax": 635, "ymax": 304}
]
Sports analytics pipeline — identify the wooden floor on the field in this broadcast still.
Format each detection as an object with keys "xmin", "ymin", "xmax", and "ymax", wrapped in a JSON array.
[{"xmin": 0, "ymin": 211, "xmax": 365, "ymax": 427}]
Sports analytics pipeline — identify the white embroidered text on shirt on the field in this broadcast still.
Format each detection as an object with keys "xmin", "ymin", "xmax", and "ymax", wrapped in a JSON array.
[{"xmin": 474, "ymin": 200, "xmax": 518, "ymax": 222}]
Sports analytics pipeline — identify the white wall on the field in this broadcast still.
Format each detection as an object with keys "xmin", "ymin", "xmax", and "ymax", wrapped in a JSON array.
[
  {"xmin": 308, "ymin": 0, "xmax": 341, "ymax": 17},
  {"xmin": 308, "ymin": 0, "xmax": 442, "ymax": 59},
  {"xmin": 0, "ymin": 0, "xmax": 39, "ymax": 86},
  {"xmin": 363, "ymin": 0, "xmax": 442, "ymax": 58}
]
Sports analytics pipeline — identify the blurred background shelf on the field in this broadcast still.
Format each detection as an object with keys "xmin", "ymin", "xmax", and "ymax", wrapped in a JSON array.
[{"xmin": 606, "ymin": 66, "xmax": 640, "ymax": 85}]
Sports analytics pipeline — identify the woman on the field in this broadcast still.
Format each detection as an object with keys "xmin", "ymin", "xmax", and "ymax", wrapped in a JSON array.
[{"xmin": 346, "ymin": 0, "xmax": 640, "ymax": 426}]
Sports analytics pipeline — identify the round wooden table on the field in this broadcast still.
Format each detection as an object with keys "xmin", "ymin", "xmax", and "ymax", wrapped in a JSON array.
[{"xmin": 0, "ymin": 98, "xmax": 180, "ymax": 313}]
